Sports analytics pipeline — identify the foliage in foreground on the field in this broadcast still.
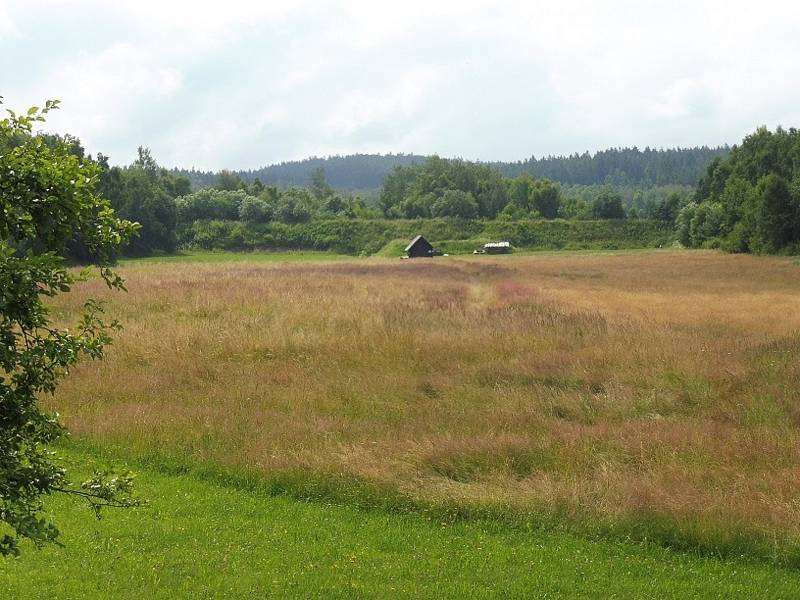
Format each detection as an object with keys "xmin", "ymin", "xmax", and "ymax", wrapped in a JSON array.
[{"xmin": 0, "ymin": 100, "xmax": 138, "ymax": 555}]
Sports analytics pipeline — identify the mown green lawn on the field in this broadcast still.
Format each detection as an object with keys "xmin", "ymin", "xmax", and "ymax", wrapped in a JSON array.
[
  {"xmin": 2, "ymin": 447, "xmax": 799, "ymax": 599},
  {"xmin": 117, "ymin": 247, "xmax": 681, "ymax": 267},
  {"xmin": 123, "ymin": 247, "xmax": 682, "ymax": 264}
]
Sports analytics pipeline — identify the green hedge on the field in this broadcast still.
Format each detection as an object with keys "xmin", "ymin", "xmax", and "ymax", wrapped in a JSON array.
[{"xmin": 178, "ymin": 218, "xmax": 672, "ymax": 255}]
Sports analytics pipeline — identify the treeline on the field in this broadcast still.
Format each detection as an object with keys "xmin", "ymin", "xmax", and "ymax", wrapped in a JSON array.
[
  {"xmin": 171, "ymin": 158, "xmax": 675, "ymax": 254},
  {"xmin": 80, "ymin": 147, "xmax": 691, "ymax": 257},
  {"xmin": 180, "ymin": 218, "xmax": 671, "ymax": 255},
  {"xmin": 30, "ymin": 126, "xmax": 799, "ymax": 258},
  {"xmin": 174, "ymin": 154, "xmax": 426, "ymax": 191},
  {"xmin": 86, "ymin": 147, "xmax": 677, "ymax": 256},
  {"xmin": 173, "ymin": 167, "xmax": 377, "ymax": 226},
  {"xmin": 93, "ymin": 148, "xmax": 189, "ymax": 257},
  {"xmin": 53, "ymin": 143, "xmax": 382, "ymax": 257},
  {"xmin": 0, "ymin": 135, "xmax": 191, "ymax": 259},
  {"xmin": 493, "ymin": 146, "xmax": 729, "ymax": 186},
  {"xmin": 378, "ymin": 156, "xmax": 690, "ymax": 222},
  {"xmin": 677, "ymin": 127, "xmax": 800, "ymax": 253},
  {"xmin": 171, "ymin": 146, "xmax": 728, "ymax": 192},
  {"xmin": 561, "ymin": 184, "xmax": 693, "ymax": 217}
]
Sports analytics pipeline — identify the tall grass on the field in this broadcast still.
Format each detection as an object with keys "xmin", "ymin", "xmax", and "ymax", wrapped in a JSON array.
[{"xmin": 49, "ymin": 250, "xmax": 800, "ymax": 563}]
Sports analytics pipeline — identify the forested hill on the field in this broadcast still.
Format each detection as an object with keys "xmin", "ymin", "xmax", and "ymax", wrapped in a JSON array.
[
  {"xmin": 492, "ymin": 146, "xmax": 730, "ymax": 186},
  {"xmin": 171, "ymin": 146, "xmax": 729, "ymax": 191},
  {"xmin": 174, "ymin": 154, "xmax": 427, "ymax": 191}
]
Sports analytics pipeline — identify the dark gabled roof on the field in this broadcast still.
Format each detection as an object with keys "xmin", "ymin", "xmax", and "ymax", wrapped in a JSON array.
[{"xmin": 405, "ymin": 235, "xmax": 431, "ymax": 252}]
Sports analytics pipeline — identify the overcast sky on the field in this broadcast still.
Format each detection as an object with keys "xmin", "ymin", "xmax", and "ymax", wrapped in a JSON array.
[{"xmin": 2, "ymin": 0, "xmax": 799, "ymax": 170}]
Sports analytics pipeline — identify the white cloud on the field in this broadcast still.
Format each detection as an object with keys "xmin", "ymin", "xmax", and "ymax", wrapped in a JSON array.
[
  {"xmin": 0, "ymin": 2, "xmax": 16, "ymax": 38},
  {"xmin": 33, "ymin": 42, "xmax": 183, "ymax": 149},
  {"xmin": 2, "ymin": 0, "xmax": 800, "ymax": 168},
  {"xmin": 324, "ymin": 67, "xmax": 442, "ymax": 136}
]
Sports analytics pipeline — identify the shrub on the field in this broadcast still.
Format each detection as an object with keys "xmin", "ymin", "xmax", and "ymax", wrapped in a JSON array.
[
  {"xmin": 239, "ymin": 196, "xmax": 273, "ymax": 224},
  {"xmin": 176, "ymin": 189, "xmax": 251, "ymax": 223}
]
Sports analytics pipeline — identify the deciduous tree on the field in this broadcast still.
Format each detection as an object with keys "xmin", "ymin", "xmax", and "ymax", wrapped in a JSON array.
[{"xmin": 0, "ymin": 100, "xmax": 139, "ymax": 556}]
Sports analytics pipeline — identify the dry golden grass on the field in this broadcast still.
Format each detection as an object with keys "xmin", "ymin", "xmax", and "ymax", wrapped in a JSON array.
[{"xmin": 49, "ymin": 250, "xmax": 800, "ymax": 552}]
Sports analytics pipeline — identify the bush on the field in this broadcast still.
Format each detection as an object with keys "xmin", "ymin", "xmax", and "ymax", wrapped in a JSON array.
[
  {"xmin": 592, "ymin": 189, "xmax": 627, "ymax": 219},
  {"xmin": 176, "ymin": 189, "xmax": 251, "ymax": 223},
  {"xmin": 239, "ymin": 196, "xmax": 273, "ymax": 224},
  {"xmin": 431, "ymin": 190, "xmax": 479, "ymax": 219}
]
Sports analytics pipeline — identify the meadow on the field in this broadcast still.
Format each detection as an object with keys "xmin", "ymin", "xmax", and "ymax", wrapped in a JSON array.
[{"xmin": 45, "ymin": 249, "xmax": 800, "ymax": 567}]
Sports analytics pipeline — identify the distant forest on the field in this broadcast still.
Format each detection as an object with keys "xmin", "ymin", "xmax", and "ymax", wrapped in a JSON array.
[
  {"xmin": 171, "ymin": 146, "xmax": 730, "ymax": 191},
  {"xmin": 492, "ymin": 146, "xmax": 729, "ymax": 186},
  {"xmin": 173, "ymin": 154, "xmax": 427, "ymax": 191}
]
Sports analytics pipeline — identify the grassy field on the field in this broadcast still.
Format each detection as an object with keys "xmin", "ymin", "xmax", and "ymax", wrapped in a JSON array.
[
  {"xmin": 43, "ymin": 249, "xmax": 800, "ymax": 567},
  {"xmin": 3, "ymin": 445, "xmax": 799, "ymax": 599},
  {"xmin": 120, "ymin": 249, "xmax": 352, "ymax": 265}
]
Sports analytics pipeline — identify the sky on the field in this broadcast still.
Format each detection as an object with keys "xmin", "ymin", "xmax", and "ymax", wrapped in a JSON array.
[{"xmin": 1, "ymin": 0, "xmax": 799, "ymax": 170}]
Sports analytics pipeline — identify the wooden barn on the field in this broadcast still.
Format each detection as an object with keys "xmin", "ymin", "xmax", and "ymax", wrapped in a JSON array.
[{"xmin": 405, "ymin": 235, "xmax": 435, "ymax": 258}]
